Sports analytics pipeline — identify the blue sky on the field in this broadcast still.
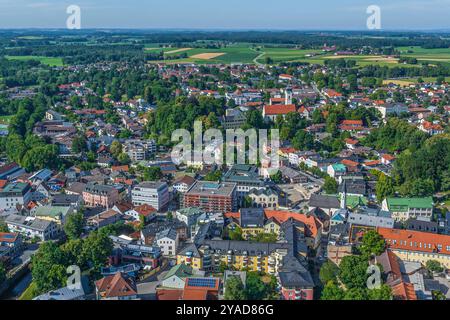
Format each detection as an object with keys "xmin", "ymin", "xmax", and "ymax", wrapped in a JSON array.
[{"xmin": 0, "ymin": 0, "xmax": 449, "ymax": 30}]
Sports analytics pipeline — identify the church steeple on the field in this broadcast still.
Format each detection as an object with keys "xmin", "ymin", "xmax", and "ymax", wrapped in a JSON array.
[{"xmin": 340, "ymin": 180, "xmax": 347, "ymax": 209}]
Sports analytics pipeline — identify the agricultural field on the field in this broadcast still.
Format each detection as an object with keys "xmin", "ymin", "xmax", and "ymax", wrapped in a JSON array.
[
  {"xmin": 383, "ymin": 77, "xmax": 450, "ymax": 86},
  {"xmin": 397, "ymin": 46, "xmax": 450, "ymax": 63},
  {"xmin": 5, "ymin": 55, "xmax": 64, "ymax": 66}
]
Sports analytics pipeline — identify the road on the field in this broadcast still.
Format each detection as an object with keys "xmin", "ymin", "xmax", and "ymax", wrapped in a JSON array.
[{"xmin": 136, "ymin": 269, "xmax": 169, "ymax": 300}]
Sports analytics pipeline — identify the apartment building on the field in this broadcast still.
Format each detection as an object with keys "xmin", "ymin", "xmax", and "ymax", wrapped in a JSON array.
[
  {"xmin": 82, "ymin": 182, "xmax": 119, "ymax": 208},
  {"xmin": 182, "ymin": 181, "xmax": 237, "ymax": 213},
  {"xmin": 131, "ymin": 182, "xmax": 169, "ymax": 211},
  {"xmin": 5, "ymin": 214, "xmax": 59, "ymax": 241},
  {"xmin": 0, "ymin": 182, "xmax": 32, "ymax": 209}
]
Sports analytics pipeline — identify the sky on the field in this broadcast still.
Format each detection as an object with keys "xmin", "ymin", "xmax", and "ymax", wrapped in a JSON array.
[{"xmin": 0, "ymin": 0, "xmax": 449, "ymax": 30}]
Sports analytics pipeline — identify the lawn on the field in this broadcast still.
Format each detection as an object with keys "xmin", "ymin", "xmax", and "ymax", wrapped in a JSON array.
[
  {"xmin": 5, "ymin": 55, "xmax": 64, "ymax": 67},
  {"xmin": 254, "ymin": 48, "xmax": 323, "ymax": 64},
  {"xmin": 18, "ymin": 282, "xmax": 38, "ymax": 301}
]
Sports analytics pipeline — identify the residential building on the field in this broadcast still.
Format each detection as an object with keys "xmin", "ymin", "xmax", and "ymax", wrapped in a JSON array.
[
  {"xmin": 382, "ymin": 197, "xmax": 433, "ymax": 222},
  {"xmin": 155, "ymin": 228, "xmax": 179, "ymax": 256},
  {"xmin": 173, "ymin": 175, "xmax": 196, "ymax": 193},
  {"xmin": 0, "ymin": 182, "xmax": 32, "ymax": 209},
  {"xmin": 175, "ymin": 207, "xmax": 205, "ymax": 237},
  {"xmin": 82, "ymin": 182, "xmax": 119, "ymax": 208},
  {"xmin": 33, "ymin": 205, "xmax": 74, "ymax": 225},
  {"xmin": 131, "ymin": 182, "xmax": 169, "ymax": 211},
  {"xmin": 223, "ymin": 164, "xmax": 265, "ymax": 200},
  {"xmin": 95, "ymin": 272, "xmax": 138, "ymax": 300},
  {"xmin": 183, "ymin": 181, "xmax": 237, "ymax": 213},
  {"xmin": 5, "ymin": 214, "xmax": 59, "ymax": 241}
]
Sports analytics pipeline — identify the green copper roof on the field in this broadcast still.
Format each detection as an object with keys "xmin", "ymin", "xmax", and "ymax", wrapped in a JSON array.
[{"xmin": 386, "ymin": 197, "xmax": 433, "ymax": 211}]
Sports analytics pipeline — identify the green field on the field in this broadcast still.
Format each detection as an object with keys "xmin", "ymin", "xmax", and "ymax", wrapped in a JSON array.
[
  {"xmin": 396, "ymin": 46, "xmax": 450, "ymax": 63},
  {"xmin": 145, "ymin": 43, "xmax": 450, "ymax": 67},
  {"xmin": 5, "ymin": 55, "xmax": 64, "ymax": 66}
]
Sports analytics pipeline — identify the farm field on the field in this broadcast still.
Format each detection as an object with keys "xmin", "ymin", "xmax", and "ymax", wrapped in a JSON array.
[
  {"xmin": 5, "ymin": 55, "xmax": 64, "ymax": 66},
  {"xmin": 383, "ymin": 77, "xmax": 450, "ymax": 86},
  {"xmin": 396, "ymin": 46, "xmax": 450, "ymax": 63}
]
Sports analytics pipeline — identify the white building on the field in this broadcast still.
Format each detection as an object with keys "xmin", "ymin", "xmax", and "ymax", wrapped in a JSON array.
[
  {"xmin": 5, "ymin": 214, "xmax": 59, "ymax": 241},
  {"xmin": 0, "ymin": 182, "xmax": 32, "ymax": 210},
  {"xmin": 155, "ymin": 228, "xmax": 178, "ymax": 256},
  {"xmin": 131, "ymin": 182, "xmax": 169, "ymax": 211}
]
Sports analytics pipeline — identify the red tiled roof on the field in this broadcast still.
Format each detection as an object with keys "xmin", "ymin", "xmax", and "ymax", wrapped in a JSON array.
[
  {"xmin": 134, "ymin": 204, "xmax": 157, "ymax": 217},
  {"xmin": 392, "ymin": 282, "xmax": 417, "ymax": 301},
  {"xmin": 341, "ymin": 159, "xmax": 359, "ymax": 167},
  {"xmin": 341, "ymin": 120, "xmax": 363, "ymax": 126},
  {"xmin": 95, "ymin": 272, "xmax": 137, "ymax": 298},
  {"xmin": 264, "ymin": 104, "xmax": 296, "ymax": 115},
  {"xmin": 0, "ymin": 232, "xmax": 19, "ymax": 243},
  {"xmin": 378, "ymin": 227, "xmax": 450, "ymax": 255},
  {"xmin": 157, "ymin": 289, "xmax": 183, "ymax": 300}
]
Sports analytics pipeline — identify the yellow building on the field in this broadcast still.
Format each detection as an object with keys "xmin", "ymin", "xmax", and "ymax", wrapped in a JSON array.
[{"xmin": 176, "ymin": 240, "xmax": 290, "ymax": 275}]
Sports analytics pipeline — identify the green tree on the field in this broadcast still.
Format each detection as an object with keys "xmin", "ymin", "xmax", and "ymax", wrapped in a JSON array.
[
  {"xmin": 321, "ymin": 281, "xmax": 345, "ymax": 300},
  {"xmin": 338, "ymin": 255, "xmax": 369, "ymax": 290},
  {"xmin": 64, "ymin": 212, "xmax": 84, "ymax": 240},
  {"xmin": 319, "ymin": 261, "xmax": 339, "ymax": 285},
  {"xmin": 72, "ymin": 135, "xmax": 88, "ymax": 153},
  {"xmin": 426, "ymin": 260, "xmax": 444, "ymax": 273},
  {"xmin": 376, "ymin": 174, "xmax": 395, "ymax": 202},
  {"xmin": 81, "ymin": 231, "xmax": 113, "ymax": 270},
  {"xmin": 343, "ymin": 288, "xmax": 367, "ymax": 300},
  {"xmin": 360, "ymin": 230, "xmax": 386, "ymax": 257},
  {"xmin": 110, "ymin": 140, "xmax": 123, "ymax": 158},
  {"xmin": 270, "ymin": 170, "xmax": 283, "ymax": 183},
  {"xmin": 0, "ymin": 262, "xmax": 6, "ymax": 283},
  {"xmin": 323, "ymin": 176, "xmax": 338, "ymax": 194},
  {"xmin": 228, "ymin": 226, "xmax": 243, "ymax": 241},
  {"xmin": 224, "ymin": 276, "xmax": 247, "ymax": 300},
  {"xmin": 143, "ymin": 166, "xmax": 163, "ymax": 181},
  {"xmin": 0, "ymin": 222, "xmax": 8, "ymax": 233},
  {"xmin": 31, "ymin": 242, "xmax": 69, "ymax": 294},
  {"xmin": 367, "ymin": 284, "xmax": 393, "ymax": 300},
  {"xmin": 117, "ymin": 152, "xmax": 131, "ymax": 165}
]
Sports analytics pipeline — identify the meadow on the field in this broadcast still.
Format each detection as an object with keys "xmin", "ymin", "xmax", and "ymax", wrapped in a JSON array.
[{"xmin": 5, "ymin": 55, "xmax": 64, "ymax": 67}]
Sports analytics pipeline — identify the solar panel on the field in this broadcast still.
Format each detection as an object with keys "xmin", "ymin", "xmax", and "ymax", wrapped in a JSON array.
[{"xmin": 187, "ymin": 278, "xmax": 217, "ymax": 288}]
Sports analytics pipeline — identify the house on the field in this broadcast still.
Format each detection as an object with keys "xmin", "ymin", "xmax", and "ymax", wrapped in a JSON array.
[
  {"xmin": 160, "ymin": 263, "xmax": 194, "ymax": 289},
  {"xmin": 0, "ymin": 163, "xmax": 26, "ymax": 181},
  {"xmin": 155, "ymin": 227, "xmax": 179, "ymax": 256},
  {"xmin": 0, "ymin": 232, "xmax": 23, "ymax": 258},
  {"xmin": 182, "ymin": 277, "xmax": 221, "ymax": 300},
  {"xmin": 279, "ymin": 256, "xmax": 314, "ymax": 300},
  {"xmin": 95, "ymin": 272, "xmax": 138, "ymax": 300},
  {"xmin": 339, "ymin": 120, "xmax": 364, "ymax": 132},
  {"xmin": 419, "ymin": 121, "xmax": 444, "ymax": 135},
  {"xmin": 375, "ymin": 250, "xmax": 417, "ymax": 300},
  {"xmin": 33, "ymin": 205, "xmax": 74, "ymax": 225},
  {"xmin": 375, "ymin": 103, "xmax": 408, "ymax": 118},
  {"xmin": 381, "ymin": 154, "xmax": 396, "ymax": 165},
  {"xmin": 173, "ymin": 175, "xmax": 196, "ymax": 193},
  {"xmin": 5, "ymin": 214, "xmax": 59, "ymax": 241},
  {"xmin": 308, "ymin": 194, "xmax": 340, "ymax": 216},
  {"xmin": 382, "ymin": 197, "xmax": 433, "ymax": 222},
  {"xmin": 327, "ymin": 163, "xmax": 347, "ymax": 178},
  {"xmin": 131, "ymin": 182, "xmax": 169, "ymax": 211},
  {"xmin": 125, "ymin": 204, "xmax": 157, "ymax": 222},
  {"xmin": 88, "ymin": 209, "xmax": 124, "ymax": 229}
]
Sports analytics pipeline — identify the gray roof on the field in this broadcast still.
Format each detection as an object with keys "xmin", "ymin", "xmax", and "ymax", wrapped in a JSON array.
[
  {"xmin": 186, "ymin": 181, "xmax": 236, "ymax": 197},
  {"xmin": 240, "ymin": 208, "xmax": 265, "ymax": 228},
  {"xmin": 5, "ymin": 214, "xmax": 53, "ymax": 232},
  {"xmin": 309, "ymin": 194, "xmax": 340, "ymax": 209}
]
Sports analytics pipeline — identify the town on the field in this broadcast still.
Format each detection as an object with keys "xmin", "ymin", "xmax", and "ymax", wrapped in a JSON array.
[{"xmin": 0, "ymin": 30, "xmax": 449, "ymax": 302}]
